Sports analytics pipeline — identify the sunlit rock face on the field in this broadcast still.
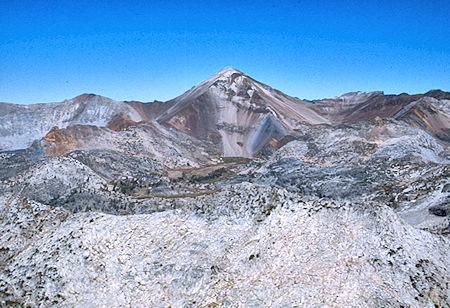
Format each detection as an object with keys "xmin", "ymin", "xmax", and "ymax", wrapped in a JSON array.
[
  {"xmin": 310, "ymin": 90, "xmax": 450, "ymax": 143},
  {"xmin": 0, "ymin": 94, "xmax": 144, "ymax": 151},
  {"xmin": 0, "ymin": 68, "xmax": 449, "ymax": 306},
  {"xmin": 155, "ymin": 67, "xmax": 330, "ymax": 157},
  {"xmin": 1, "ymin": 186, "xmax": 448, "ymax": 307}
]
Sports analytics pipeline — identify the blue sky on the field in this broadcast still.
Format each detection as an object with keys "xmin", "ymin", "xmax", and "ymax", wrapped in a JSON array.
[{"xmin": 1, "ymin": 0, "xmax": 449, "ymax": 104}]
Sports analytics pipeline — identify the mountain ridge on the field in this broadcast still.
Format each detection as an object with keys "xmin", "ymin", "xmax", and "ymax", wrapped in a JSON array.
[{"xmin": 0, "ymin": 67, "xmax": 449, "ymax": 154}]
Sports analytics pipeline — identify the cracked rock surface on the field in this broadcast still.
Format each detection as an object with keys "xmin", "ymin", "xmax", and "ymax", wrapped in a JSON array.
[{"xmin": 1, "ymin": 185, "xmax": 449, "ymax": 307}]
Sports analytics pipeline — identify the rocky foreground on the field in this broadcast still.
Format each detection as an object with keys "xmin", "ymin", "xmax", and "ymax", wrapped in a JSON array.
[{"xmin": 0, "ymin": 68, "xmax": 449, "ymax": 306}]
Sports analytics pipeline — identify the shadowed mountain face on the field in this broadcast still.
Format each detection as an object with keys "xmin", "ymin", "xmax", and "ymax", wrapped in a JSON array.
[{"xmin": 1, "ymin": 68, "xmax": 449, "ymax": 306}]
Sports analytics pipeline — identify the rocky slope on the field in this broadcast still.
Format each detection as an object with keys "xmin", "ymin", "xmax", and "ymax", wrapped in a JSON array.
[
  {"xmin": 0, "ymin": 68, "xmax": 449, "ymax": 306},
  {"xmin": 154, "ymin": 67, "xmax": 330, "ymax": 157},
  {"xmin": 39, "ymin": 121, "xmax": 217, "ymax": 168},
  {"xmin": 1, "ymin": 186, "xmax": 449, "ymax": 307},
  {"xmin": 311, "ymin": 90, "xmax": 450, "ymax": 143},
  {"xmin": 0, "ymin": 94, "xmax": 144, "ymax": 151}
]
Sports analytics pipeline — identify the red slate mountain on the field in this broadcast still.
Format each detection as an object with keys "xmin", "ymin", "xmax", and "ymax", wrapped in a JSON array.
[{"xmin": 0, "ymin": 67, "xmax": 449, "ymax": 155}]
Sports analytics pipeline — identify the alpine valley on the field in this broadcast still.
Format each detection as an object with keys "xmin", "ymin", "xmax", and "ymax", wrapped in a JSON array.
[{"xmin": 0, "ymin": 67, "xmax": 449, "ymax": 307}]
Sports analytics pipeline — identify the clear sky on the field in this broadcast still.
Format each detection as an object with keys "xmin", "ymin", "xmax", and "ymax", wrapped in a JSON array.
[{"xmin": 1, "ymin": 0, "xmax": 449, "ymax": 104}]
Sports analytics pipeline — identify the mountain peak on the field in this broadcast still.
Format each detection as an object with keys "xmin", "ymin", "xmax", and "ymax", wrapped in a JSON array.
[
  {"xmin": 184, "ymin": 67, "xmax": 249, "ymax": 95},
  {"xmin": 214, "ymin": 66, "xmax": 245, "ymax": 78},
  {"xmin": 70, "ymin": 93, "xmax": 117, "ymax": 103},
  {"xmin": 331, "ymin": 91, "xmax": 384, "ymax": 100},
  {"xmin": 73, "ymin": 93, "xmax": 100, "ymax": 101},
  {"xmin": 425, "ymin": 89, "xmax": 450, "ymax": 100}
]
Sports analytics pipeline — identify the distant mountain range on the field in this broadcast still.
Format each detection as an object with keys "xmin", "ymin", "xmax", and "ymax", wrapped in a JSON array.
[{"xmin": 1, "ymin": 67, "xmax": 448, "ymax": 155}]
